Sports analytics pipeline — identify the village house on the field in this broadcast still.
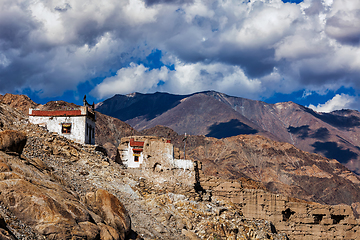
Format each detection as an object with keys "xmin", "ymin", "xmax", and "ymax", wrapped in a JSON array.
[
  {"xmin": 118, "ymin": 136, "xmax": 193, "ymax": 169},
  {"xmin": 29, "ymin": 97, "xmax": 96, "ymax": 145},
  {"xmin": 118, "ymin": 136, "xmax": 196, "ymax": 185}
]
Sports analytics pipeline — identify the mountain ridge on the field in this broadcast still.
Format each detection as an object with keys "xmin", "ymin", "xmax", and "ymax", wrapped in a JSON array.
[{"xmin": 96, "ymin": 91, "xmax": 360, "ymax": 174}]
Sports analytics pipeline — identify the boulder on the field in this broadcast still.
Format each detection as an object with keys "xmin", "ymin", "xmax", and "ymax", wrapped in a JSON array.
[
  {"xmin": 0, "ymin": 130, "xmax": 26, "ymax": 155},
  {"xmin": 85, "ymin": 189, "xmax": 131, "ymax": 240}
]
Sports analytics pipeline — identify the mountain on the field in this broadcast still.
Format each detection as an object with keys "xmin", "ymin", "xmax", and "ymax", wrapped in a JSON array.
[{"xmin": 96, "ymin": 91, "xmax": 360, "ymax": 174}]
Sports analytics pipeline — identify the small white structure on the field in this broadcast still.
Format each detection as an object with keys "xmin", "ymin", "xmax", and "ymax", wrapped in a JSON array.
[
  {"xmin": 29, "ymin": 105, "xmax": 96, "ymax": 145},
  {"xmin": 118, "ymin": 136, "xmax": 194, "ymax": 169},
  {"xmin": 118, "ymin": 136, "xmax": 197, "ymax": 186}
]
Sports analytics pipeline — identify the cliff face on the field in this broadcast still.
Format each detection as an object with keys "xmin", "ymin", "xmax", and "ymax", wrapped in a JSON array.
[{"xmin": 96, "ymin": 91, "xmax": 360, "ymax": 174}]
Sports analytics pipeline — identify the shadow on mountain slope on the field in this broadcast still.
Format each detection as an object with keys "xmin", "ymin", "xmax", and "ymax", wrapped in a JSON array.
[
  {"xmin": 206, "ymin": 119, "xmax": 258, "ymax": 139},
  {"xmin": 312, "ymin": 141, "xmax": 358, "ymax": 164},
  {"xmin": 304, "ymin": 108, "xmax": 360, "ymax": 128},
  {"xmin": 288, "ymin": 126, "xmax": 330, "ymax": 140}
]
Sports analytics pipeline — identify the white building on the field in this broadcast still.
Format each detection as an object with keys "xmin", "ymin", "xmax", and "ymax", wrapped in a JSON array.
[
  {"xmin": 29, "ymin": 105, "xmax": 96, "ymax": 145},
  {"xmin": 117, "ymin": 136, "xmax": 197, "ymax": 186},
  {"xmin": 118, "ymin": 136, "xmax": 194, "ymax": 169}
]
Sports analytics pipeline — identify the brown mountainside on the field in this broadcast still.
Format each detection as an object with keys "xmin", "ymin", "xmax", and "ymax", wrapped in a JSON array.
[
  {"xmin": 96, "ymin": 91, "xmax": 360, "ymax": 174},
  {"xmin": 3, "ymin": 93, "xmax": 360, "ymax": 206},
  {"xmin": 142, "ymin": 125, "xmax": 360, "ymax": 206},
  {"xmin": 0, "ymin": 93, "xmax": 38, "ymax": 114}
]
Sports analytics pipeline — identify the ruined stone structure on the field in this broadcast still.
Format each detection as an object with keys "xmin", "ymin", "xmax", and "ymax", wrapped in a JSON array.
[
  {"xmin": 118, "ymin": 136, "xmax": 196, "ymax": 186},
  {"xmin": 29, "ymin": 105, "xmax": 96, "ymax": 145},
  {"xmin": 200, "ymin": 175, "xmax": 360, "ymax": 239}
]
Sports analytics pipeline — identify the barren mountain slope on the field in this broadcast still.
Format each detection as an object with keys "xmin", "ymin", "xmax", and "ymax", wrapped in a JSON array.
[
  {"xmin": 142, "ymin": 125, "xmax": 360, "ymax": 206},
  {"xmin": 0, "ymin": 93, "xmax": 38, "ymax": 114},
  {"xmin": 188, "ymin": 134, "xmax": 360, "ymax": 205},
  {"xmin": 0, "ymin": 102, "xmax": 292, "ymax": 240},
  {"xmin": 96, "ymin": 91, "xmax": 360, "ymax": 174},
  {"xmin": 95, "ymin": 92, "xmax": 187, "ymax": 124},
  {"xmin": 211, "ymin": 92, "xmax": 360, "ymax": 174}
]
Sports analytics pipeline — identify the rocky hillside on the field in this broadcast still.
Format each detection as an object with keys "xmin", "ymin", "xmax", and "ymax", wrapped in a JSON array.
[
  {"xmin": 96, "ymin": 91, "xmax": 360, "ymax": 174},
  {"xmin": 0, "ymin": 101, "xmax": 293, "ymax": 239},
  {"xmin": 0, "ymin": 95, "xmax": 137, "ymax": 161},
  {"xmin": 0, "ymin": 93, "xmax": 37, "ymax": 114}
]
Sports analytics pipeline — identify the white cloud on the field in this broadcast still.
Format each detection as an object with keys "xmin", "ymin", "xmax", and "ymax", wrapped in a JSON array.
[
  {"xmin": 92, "ymin": 59, "xmax": 265, "ymax": 99},
  {"xmin": 91, "ymin": 63, "xmax": 169, "ymax": 98},
  {"xmin": 2, "ymin": 0, "xmax": 360, "ymax": 104},
  {"xmin": 308, "ymin": 94, "xmax": 357, "ymax": 113}
]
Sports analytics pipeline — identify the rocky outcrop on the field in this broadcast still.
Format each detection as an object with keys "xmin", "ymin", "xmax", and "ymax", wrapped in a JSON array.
[
  {"xmin": 0, "ymin": 150, "xmax": 132, "ymax": 240},
  {"xmin": 0, "ymin": 126, "xmax": 131, "ymax": 240},
  {"xmin": 85, "ymin": 189, "xmax": 131, "ymax": 240}
]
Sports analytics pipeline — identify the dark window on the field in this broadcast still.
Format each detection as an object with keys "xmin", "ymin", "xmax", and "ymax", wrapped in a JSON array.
[
  {"xmin": 134, "ymin": 156, "xmax": 139, "ymax": 162},
  {"xmin": 62, "ymin": 123, "xmax": 72, "ymax": 134}
]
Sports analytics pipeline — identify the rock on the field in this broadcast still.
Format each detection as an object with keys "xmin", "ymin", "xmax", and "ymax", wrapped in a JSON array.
[
  {"xmin": 98, "ymin": 223, "xmax": 120, "ymax": 240},
  {"xmin": 0, "ymin": 130, "xmax": 26, "ymax": 155},
  {"xmin": 0, "ymin": 229, "xmax": 16, "ymax": 240},
  {"xmin": 181, "ymin": 229, "xmax": 201, "ymax": 240},
  {"xmin": 77, "ymin": 222, "xmax": 100, "ymax": 240},
  {"xmin": 0, "ymin": 161, "xmax": 10, "ymax": 172},
  {"xmin": 85, "ymin": 189, "xmax": 131, "ymax": 240}
]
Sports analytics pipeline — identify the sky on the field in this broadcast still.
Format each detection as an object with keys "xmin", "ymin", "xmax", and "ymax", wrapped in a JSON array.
[{"xmin": 1, "ymin": 0, "xmax": 360, "ymax": 113}]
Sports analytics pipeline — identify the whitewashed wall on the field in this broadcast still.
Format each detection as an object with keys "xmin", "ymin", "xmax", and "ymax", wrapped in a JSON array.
[
  {"xmin": 29, "ymin": 115, "xmax": 88, "ymax": 144},
  {"xmin": 122, "ymin": 142, "xmax": 144, "ymax": 168},
  {"xmin": 173, "ymin": 159, "xmax": 194, "ymax": 170}
]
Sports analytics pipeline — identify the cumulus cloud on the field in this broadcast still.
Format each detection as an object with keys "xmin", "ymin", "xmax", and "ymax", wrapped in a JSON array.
[
  {"xmin": 1, "ymin": 0, "xmax": 360, "ymax": 104},
  {"xmin": 325, "ymin": 1, "xmax": 360, "ymax": 45},
  {"xmin": 308, "ymin": 94, "xmax": 358, "ymax": 112},
  {"xmin": 91, "ymin": 59, "xmax": 265, "ymax": 99}
]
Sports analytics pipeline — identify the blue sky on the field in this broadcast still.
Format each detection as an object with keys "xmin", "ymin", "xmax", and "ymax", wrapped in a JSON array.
[{"xmin": 1, "ymin": 0, "xmax": 360, "ymax": 113}]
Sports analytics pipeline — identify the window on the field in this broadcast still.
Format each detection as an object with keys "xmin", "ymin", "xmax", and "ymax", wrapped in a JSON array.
[
  {"xmin": 134, "ymin": 155, "xmax": 139, "ymax": 162},
  {"xmin": 62, "ymin": 123, "xmax": 72, "ymax": 134}
]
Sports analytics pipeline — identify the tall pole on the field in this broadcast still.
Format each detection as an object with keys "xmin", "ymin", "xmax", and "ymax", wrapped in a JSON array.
[{"xmin": 183, "ymin": 133, "xmax": 187, "ymax": 159}]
